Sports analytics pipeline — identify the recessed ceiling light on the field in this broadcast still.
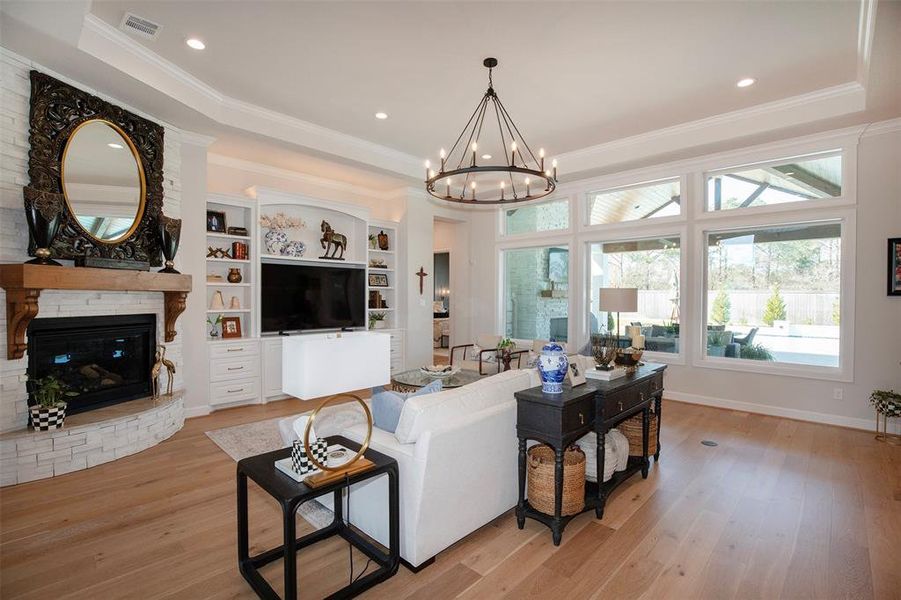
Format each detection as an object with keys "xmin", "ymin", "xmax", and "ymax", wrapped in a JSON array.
[
  {"xmin": 186, "ymin": 38, "xmax": 205, "ymax": 50},
  {"xmin": 736, "ymin": 77, "xmax": 756, "ymax": 88},
  {"xmin": 481, "ymin": 154, "xmax": 492, "ymax": 160},
  {"xmin": 107, "ymin": 143, "xmax": 124, "ymax": 149},
  {"xmin": 375, "ymin": 112, "xmax": 388, "ymax": 120}
]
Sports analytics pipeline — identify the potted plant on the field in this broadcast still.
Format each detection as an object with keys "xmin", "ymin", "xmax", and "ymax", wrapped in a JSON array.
[
  {"xmin": 369, "ymin": 312, "xmax": 387, "ymax": 329},
  {"xmin": 207, "ymin": 315, "xmax": 222, "ymax": 338},
  {"xmin": 27, "ymin": 375, "xmax": 77, "ymax": 430},
  {"xmin": 869, "ymin": 389, "xmax": 900, "ymax": 443},
  {"xmin": 496, "ymin": 337, "xmax": 517, "ymax": 371},
  {"xmin": 706, "ymin": 330, "xmax": 729, "ymax": 357},
  {"xmin": 368, "ymin": 234, "xmax": 377, "ymax": 250}
]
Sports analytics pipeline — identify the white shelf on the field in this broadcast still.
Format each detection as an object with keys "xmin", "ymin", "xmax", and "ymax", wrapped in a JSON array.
[
  {"xmin": 207, "ymin": 258, "xmax": 251, "ymax": 264},
  {"xmin": 260, "ymin": 254, "xmax": 367, "ymax": 267},
  {"xmin": 369, "ymin": 286, "xmax": 394, "ymax": 290},
  {"xmin": 206, "ymin": 282, "xmax": 251, "ymax": 287},
  {"xmin": 207, "ymin": 309, "xmax": 251, "ymax": 313},
  {"xmin": 368, "ymin": 268, "xmax": 395, "ymax": 273},
  {"xmin": 368, "ymin": 249, "xmax": 395, "ymax": 255},
  {"xmin": 207, "ymin": 232, "xmax": 251, "ymax": 240}
]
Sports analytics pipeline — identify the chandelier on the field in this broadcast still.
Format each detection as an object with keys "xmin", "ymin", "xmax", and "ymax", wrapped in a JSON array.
[{"xmin": 424, "ymin": 58, "xmax": 558, "ymax": 205}]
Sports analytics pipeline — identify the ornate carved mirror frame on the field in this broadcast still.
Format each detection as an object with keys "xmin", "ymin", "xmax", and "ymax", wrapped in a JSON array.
[{"xmin": 26, "ymin": 70, "xmax": 165, "ymax": 265}]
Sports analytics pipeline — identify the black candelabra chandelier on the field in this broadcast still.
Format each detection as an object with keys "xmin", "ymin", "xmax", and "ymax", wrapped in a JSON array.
[{"xmin": 424, "ymin": 57, "xmax": 558, "ymax": 205}]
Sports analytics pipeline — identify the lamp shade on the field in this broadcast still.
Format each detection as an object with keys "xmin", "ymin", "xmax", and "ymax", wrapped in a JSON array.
[
  {"xmin": 599, "ymin": 287, "xmax": 638, "ymax": 313},
  {"xmin": 282, "ymin": 332, "xmax": 390, "ymax": 400}
]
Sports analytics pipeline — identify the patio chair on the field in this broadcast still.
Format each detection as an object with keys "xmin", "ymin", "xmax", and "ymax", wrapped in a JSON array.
[{"xmin": 733, "ymin": 327, "xmax": 759, "ymax": 346}]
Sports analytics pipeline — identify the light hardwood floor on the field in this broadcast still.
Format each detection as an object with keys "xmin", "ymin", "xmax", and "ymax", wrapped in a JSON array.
[{"xmin": 1, "ymin": 398, "xmax": 899, "ymax": 599}]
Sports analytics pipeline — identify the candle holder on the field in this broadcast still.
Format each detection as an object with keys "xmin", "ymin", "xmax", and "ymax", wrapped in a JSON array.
[{"xmin": 157, "ymin": 215, "xmax": 182, "ymax": 274}]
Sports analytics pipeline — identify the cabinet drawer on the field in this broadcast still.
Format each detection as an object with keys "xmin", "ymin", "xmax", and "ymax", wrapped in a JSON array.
[
  {"xmin": 210, "ymin": 377, "xmax": 259, "ymax": 406},
  {"xmin": 210, "ymin": 356, "xmax": 260, "ymax": 382},
  {"xmin": 648, "ymin": 372, "xmax": 664, "ymax": 395},
  {"xmin": 602, "ymin": 386, "xmax": 647, "ymax": 420},
  {"xmin": 562, "ymin": 396, "xmax": 595, "ymax": 434},
  {"xmin": 211, "ymin": 342, "xmax": 259, "ymax": 359}
]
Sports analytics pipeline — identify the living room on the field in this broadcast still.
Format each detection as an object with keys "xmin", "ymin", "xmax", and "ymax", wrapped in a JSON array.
[{"xmin": 1, "ymin": 1, "xmax": 899, "ymax": 599}]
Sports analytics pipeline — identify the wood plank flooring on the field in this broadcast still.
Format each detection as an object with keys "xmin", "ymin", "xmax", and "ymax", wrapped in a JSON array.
[{"xmin": 1, "ymin": 398, "xmax": 899, "ymax": 599}]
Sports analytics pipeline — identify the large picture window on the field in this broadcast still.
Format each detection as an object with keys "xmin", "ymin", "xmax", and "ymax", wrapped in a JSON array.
[
  {"xmin": 503, "ymin": 245, "xmax": 569, "ymax": 342},
  {"xmin": 588, "ymin": 236, "xmax": 681, "ymax": 354},
  {"xmin": 587, "ymin": 179, "xmax": 680, "ymax": 226},
  {"xmin": 504, "ymin": 199, "xmax": 569, "ymax": 236},
  {"xmin": 705, "ymin": 222, "xmax": 841, "ymax": 367},
  {"xmin": 706, "ymin": 152, "xmax": 841, "ymax": 212}
]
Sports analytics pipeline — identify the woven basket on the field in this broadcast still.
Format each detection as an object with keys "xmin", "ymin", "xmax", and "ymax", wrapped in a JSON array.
[
  {"xmin": 527, "ymin": 444, "xmax": 585, "ymax": 516},
  {"xmin": 620, "ymin": 410, "xmax": 659, "ymax": 456}
]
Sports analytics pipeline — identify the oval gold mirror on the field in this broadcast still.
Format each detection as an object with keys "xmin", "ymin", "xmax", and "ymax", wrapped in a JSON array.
[{"xmin": 62, "ymin": 119, "xmax": 146, "ymax": 243}]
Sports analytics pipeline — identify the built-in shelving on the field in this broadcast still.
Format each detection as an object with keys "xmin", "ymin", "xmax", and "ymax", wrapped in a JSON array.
[
  {"xmin": 207, "ymin": 195, "xmax": 256, "ymax": 341},
  {"xmin": 367, "ymin": 222, "xmax": 400, "ymax": 330}
]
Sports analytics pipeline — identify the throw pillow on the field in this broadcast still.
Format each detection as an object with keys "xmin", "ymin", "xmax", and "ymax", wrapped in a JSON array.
[{"xmin": 371, "ymin": 379, "xmax": 443, "ymax": 433}]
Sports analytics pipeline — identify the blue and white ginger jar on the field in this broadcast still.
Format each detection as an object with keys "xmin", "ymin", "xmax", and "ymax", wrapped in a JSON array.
[
  {"xmin": 265, "ymin": 230, "xmax": 288, "ymax": 254},
  {"xmin": 537, "ymin": 340, "xmax": 568, "ymax": 394}
]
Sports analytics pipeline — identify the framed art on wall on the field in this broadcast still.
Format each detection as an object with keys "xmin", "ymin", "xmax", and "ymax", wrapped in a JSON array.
[
  {"xmin": 889, "ymin": 238, "xmax": 901, "ymax": 296},
  {"xmin": 221, "ymin": 316, "xmax": 242, "ymax": 339}
]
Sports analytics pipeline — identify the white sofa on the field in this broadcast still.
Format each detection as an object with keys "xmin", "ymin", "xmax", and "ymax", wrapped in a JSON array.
[{"xmin": 278, "ymin": 368, "xmax": 542, "ymax": 569}]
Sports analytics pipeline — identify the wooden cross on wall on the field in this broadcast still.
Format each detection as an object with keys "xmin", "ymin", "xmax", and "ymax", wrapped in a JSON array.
[{"xmin": 415, "ymin": 267, "xmax": 429, "ymax": 295}]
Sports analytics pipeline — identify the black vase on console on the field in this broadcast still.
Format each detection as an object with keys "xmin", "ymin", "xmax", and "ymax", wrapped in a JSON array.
[
  {"xmin": 23, "ymin": 186, "xmax": 62, "ymax": 266},
  {"xmin": 158, "ymin": 215, "xmax": 182, "ymax": 274}
]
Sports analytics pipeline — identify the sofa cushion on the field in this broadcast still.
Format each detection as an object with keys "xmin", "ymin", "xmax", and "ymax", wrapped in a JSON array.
[
  {"xmin": 371, "ymin": 380, "xmax": 442, "ymax": 433},
  {"xmin": 394, "ymin": 369, "xmax": 533, "ymax": 444}
]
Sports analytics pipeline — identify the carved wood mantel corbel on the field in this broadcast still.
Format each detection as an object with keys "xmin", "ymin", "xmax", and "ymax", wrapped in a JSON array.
[{"xmin": 5, "ymin": 288, "xmax": 40, "ymax": 360}]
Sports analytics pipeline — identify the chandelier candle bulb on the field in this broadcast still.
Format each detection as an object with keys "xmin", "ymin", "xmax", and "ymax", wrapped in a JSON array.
[
  {"xmin": 440, "ymin": 148, "xmax": 446, "ymax": 171},
  {"xmin": 500, "ymin": 181, "xmax": 505, "ymax": 201},
  {"xmin": 471, "ymin": 142, "xmax": 478, "ymax": 166},
  {"xmin": 510, "ymin": 141, "xmax": 518, "ymax": 166},
  {"xmin": 446, "ymin": 178, "xmax": 451, "ymax": 197},
  {"xmin": 539, "ymin": 148, "xmax": 545, "ymax": 171},
  {"xmin": 425, "ymin": 160, "xmax": 431, "ymax": 181},
  {"xmin": 525, "ymin": 177, "xmax": 531, "ymax": 196},
  {"xmin": 471, "ymin": 181, "xmax": 476, "ymax": 200},
  {"xmin": 552, "ymin": 159, "xmax": 558, "ymax": 180}
]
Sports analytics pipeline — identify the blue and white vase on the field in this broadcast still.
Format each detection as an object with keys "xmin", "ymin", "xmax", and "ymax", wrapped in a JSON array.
[
  {"xmin": 537, "ymin": 340, "xmax": 568, "ymax": 394},
  {"xmin": 265, "ymin": 229, "xmax": 288, "ymax": 255},
  {"xmin": 283, "ymin": 240, "xmax": 306, "ymax": 257}
]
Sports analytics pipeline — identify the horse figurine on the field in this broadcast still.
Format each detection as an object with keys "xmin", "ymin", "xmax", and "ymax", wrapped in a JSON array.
[
  {"xmin": 319, "ymin": 220, "xmax": 347, "ymax": 260},
  {"xmin": 159, "ymin": 345, "xmax": 176, "ymax": 395}
]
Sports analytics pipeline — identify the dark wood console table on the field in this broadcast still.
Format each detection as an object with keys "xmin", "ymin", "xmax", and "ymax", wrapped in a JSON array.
[{"xmin": 514, "ymin": 363, "xmax": 666, "ymax": 545}]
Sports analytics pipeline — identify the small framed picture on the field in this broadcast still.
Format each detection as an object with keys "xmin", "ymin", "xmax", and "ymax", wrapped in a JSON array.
[
  {"xmin": 567, "ymin": 355, "xmax": 588, "ymax": 387},
  {"xmin": 207, "ymin": 210, "xmax": 227, "ymax": 233},
  {"xmin": 221, "ymin": 316, "xmax": 242, "ymax": 339},
  {"xmin": 889, "ymin": 238, "xmax": 901, "ymax": 296},
  {"xmin": 368, "ymin": 273, "xmax": 389, "ymax": 287}
]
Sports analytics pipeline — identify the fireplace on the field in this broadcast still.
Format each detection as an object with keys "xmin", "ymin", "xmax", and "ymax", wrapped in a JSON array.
[{"xmin": 27, "ymin": 314, "xmax": 156, "ymax": 415}]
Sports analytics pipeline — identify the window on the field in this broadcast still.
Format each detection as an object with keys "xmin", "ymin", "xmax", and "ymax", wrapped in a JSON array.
[
  {"xmin": 587, "ymin": 179, "xmax": 680, "ymax": 226},
  {"xmin": 504, "ymin": 199, "xmax": 569, "ymax": 235},
  {"xmin": 706, "ymin": 152, "xmax": 842, "ymax": 212},
  {"xmin": 503, "ymin": 246, "xmax": 569, "ymax": 342},
  {"xmin": 588, "ymin": 236, "xmax": 681, "ymax": 354},
  {"xmin": 705, "ymin": 222, "xmax": 841, "ymax": 367}
]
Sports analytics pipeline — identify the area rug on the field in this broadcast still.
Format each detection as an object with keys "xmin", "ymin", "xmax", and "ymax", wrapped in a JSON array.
[{"xmin": 205, "ymin": 417, "xmax": 333, "ymax": 529}]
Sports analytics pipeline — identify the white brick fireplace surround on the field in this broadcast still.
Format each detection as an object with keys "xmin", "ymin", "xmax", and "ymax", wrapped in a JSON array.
[{"xmin": 0, "ymin": 49, "xmax": 187, "ymax": 485}]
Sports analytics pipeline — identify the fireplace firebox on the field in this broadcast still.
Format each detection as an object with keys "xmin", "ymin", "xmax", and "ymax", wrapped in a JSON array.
[{"xmin": 27, "ymin": 314, "xmax": 156, "ymax": 415}]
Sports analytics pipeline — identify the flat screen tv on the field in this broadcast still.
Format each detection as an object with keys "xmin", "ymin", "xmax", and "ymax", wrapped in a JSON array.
[{"xmin": 261, "ymin": 261, "xmax": 366, "ymax": 333}]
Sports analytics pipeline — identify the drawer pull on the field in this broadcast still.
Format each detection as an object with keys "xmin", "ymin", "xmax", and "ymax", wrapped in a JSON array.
[
  {"xmin": 227, "ymin": 347, "xmax": 244, "ymax": 352},
  {"xmin": 227, "ymin": 366, "xmax": 244, "ymax": 371},
  {"xmin": 640, "ymin": 392, "xmax": 645, "ymax": 402},
  {"xmin": 617, "ymin": 400, "xmax": 624, "ymax": 412},
  {"xmin": 227, "ymin": 387, "xmax": 245, "ymax": 393},
  {"xmin": 579, "ymin": 412, "xmax": 585, "ymax": 425}
]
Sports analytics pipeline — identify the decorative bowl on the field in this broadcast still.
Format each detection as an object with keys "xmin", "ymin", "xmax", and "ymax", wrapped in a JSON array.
[{"xmin": 419, "ymin": 365, "xmax": 459, "ymax": 378}]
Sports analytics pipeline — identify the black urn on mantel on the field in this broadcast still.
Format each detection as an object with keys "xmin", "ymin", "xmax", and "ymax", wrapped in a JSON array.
[
  {"xmin": 158, "ymin": 215, "xmax": 182, "ymax": 274},
  {"xmin": 23, "ymin": 186, "xmax": 63, "ymax": 266}
]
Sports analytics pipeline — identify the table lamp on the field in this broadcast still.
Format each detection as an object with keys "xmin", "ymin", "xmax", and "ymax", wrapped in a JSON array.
[
  {"xmin": 282, "ymin": 331, "xmax": 390, "ymax": 487},
  {"xmin": 599, "ymin": 287, "xmax": 638, "ymax": 339}
]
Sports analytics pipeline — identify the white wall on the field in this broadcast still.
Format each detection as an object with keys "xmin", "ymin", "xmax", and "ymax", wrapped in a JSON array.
[
  {"xmin": 467, "ymin": 123, "xmax": 901, "ymax": 430},
  {"xmin": 0, "ymin": 48, "xmax": 198, "ymax": 431}
]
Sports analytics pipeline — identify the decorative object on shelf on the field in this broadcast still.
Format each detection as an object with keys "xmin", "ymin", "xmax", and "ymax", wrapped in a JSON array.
[
  {"xmin": 260, "ymin": 212, "xmax": 305, "ymax": 255},
  {"xmin": 369, "ymin": 290, "xmax": 387, "ymax": 309},
  {"xmin": 231, "ymin": 241, "xmax": 248, "ymax": 260},
  {"xmin": 599, "ymin": 287, "xmax": 638, "ymax": 337},
  {"xmin": 567, "ymin": 356, "xmax": 588, "ymax": 387},
  {"xmin": 888, "ymin": 238, "xmax": 901, "ymax": 296},
  {"xmin": 614, "ymin": 347, "xmax": 644, "ymax": 374},
  {"xmin": 207, "ymin": 274, "xmax": 224, "ymax": 282},
  {"xmin": 497, "ymin": 337, "xmax": 516, "ymax": 371},
  {"xmin": 377, "ymin": 230, "xmax": 390, "ymax": 251},
  {"xmin": 221, "ymin": 316, "xmax": 242, "ymax": 339},
  {"xmin": 537, "ymin": 340, "xmax": 569, "ymax": 394},
  {"xmin": 527, "ymin": 444, "xmax": 585, "ymax": 516},
  {"xmin": 207, "ymin": 246, "xmax": 230, "ymax": 259},
  {"xmin": 227, "ymin": 267, "xmax": 243, "ymax": 283},
  {"xmin": 424, "ymin": 58, "xmax": 558, "ymax": 205},
  {"xmin": 151, "ymin": 347, "xmax": 163, "ymax": 398},
  {"xmin": 319, "ymin": 220, "xmax": 347, "ymax": 260},
  {"xmin": 207, "ymin": 210, "xmax": 227, "ymax": 233},
  {"xmin": 369, "ymin": 311, "xmax": 387, "ymax": 329},
  {"xmin": 26, "ymin": 375, "xmax": 76, "ymax": 430},
  {"xmin": 592, "ymin": 332, "xmax": 619, "ymax": 371},
  {"xmin": 227, "ymin": 226, "xmax": 248, "ymax": 236},
  {"xmin": 157, "ymin": 215, "xmax": 182, "ymax": 274},
  {"xmin": 210, "ymin": 290, "xmax": 225, "ymax": 310},
  {"xmin": 158, "ymin": 344, "xmax": 175, "ymax": 396},
  {"xmin": 283, "ymin": 240, "xmax": 306, "ymax": 257},
  {"xmin": 23, "ymin": 187, "xmax": 63, "ymax": 266},
  {"xmin": 291, "ymin": 437, "xmax": 330, "ymax": 476},
  {"xmin": 229, "ymin": 296, "xmax": 241, "ymax": 310},
  {"xmin": 415, "ymin": 266, "xmax": 429, "ymax": 295},
  {"xmin": 207, "ymin": 314, "xmax": 222, "ymax": 338},
  {"xmin": 369, "ymin": 258, "xmax": 387, "ymax": 268},
  {"xmin": 26, "ymin": 71, "xmax": 164, "ymax": 266},
  {"xmin": 368, "ymin": 272, "xmax": 389, "ymax": 287},
  {"xmin": 869, "ymin": 389, "xmax": 900, "ymax": 445},
  {"xmin": 368, "ymin": 234, "xmax": 377, "ymax": 250},
  {"xmin": 264, "ymin": 229, "xmax": 288, "ymax": 254}
]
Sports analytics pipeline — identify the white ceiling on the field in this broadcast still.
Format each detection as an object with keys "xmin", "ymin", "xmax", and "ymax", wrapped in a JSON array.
[{"xmin": 88, "ymin": 0, "xmax": 859, "ymax": 158}]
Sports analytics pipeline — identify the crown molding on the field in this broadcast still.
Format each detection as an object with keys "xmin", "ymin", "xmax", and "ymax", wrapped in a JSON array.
[
  {"xmin": 78, "ymin": 14, "xmax": 422, "ymax": 179},
  {"xmin": 860, "ymin": 116, "xmax": 901, "ymax": 137},
  {"xmin": 176, "ymin": 129, "xmax": 217, "ymax": 147}
]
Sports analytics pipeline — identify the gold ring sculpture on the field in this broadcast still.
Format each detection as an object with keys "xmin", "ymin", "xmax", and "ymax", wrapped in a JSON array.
[{"xmin": 302, "ymin": 393, "xmax": 373, "ymax": 473}]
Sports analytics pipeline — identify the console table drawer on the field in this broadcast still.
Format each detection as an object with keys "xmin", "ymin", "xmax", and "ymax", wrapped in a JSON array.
[
  {"xmin": 648, "ymin": 372, "xmax": 664, "ymax": 395},
  {"xmin": 210, "ymin": 357, "xmax": 260, "ymax": 382},
  {"xmin": 602, "ymin": 387, "xmax": 646, "ymax": 420},
  {"xmin": 562, "ymin": 396, "xmax": 594, "ymax": 433},
  {"xmin": 210, "ymin": 378, "xmax": 260, "ymax": 406},
  {"xmin": 211, "ymin": 342, "xmax": 259, "ymax": 359}
]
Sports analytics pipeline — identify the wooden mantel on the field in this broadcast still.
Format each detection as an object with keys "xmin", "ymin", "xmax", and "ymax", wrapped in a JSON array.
[{"xmin": 0, "ymin": 264, "xmax": 192, "ymax": 360}]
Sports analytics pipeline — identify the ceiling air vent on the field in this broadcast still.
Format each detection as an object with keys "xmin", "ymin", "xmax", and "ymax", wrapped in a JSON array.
[{"xmin": 119, "ymin": 12, "xmax": 161, "ymax": 40}]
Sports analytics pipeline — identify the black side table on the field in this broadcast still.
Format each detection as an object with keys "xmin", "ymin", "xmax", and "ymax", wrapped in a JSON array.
[{"xmin": 237, "ymin": 436, "xmax": 399, "ymax": 600}]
